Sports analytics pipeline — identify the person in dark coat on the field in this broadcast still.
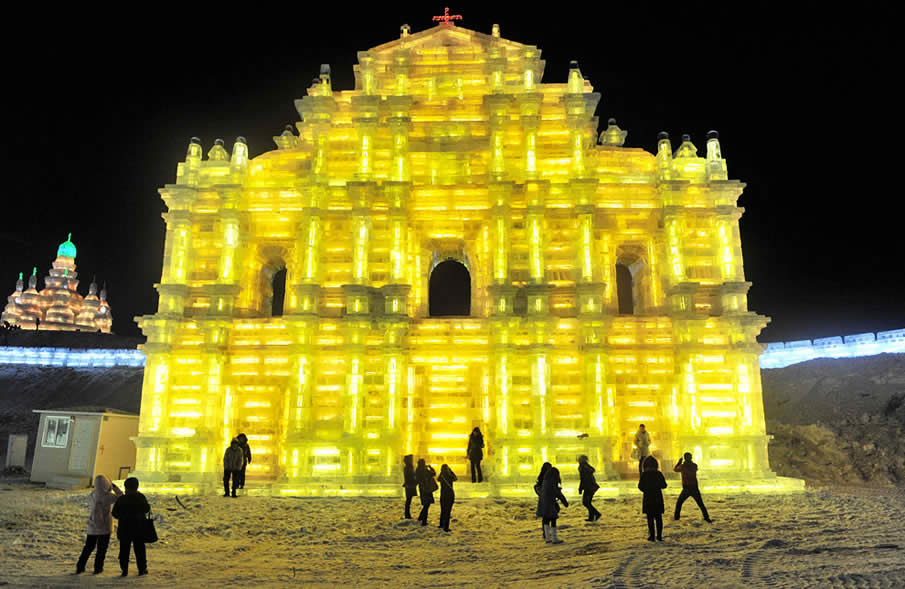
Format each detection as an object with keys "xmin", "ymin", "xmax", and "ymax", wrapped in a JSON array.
[
  {"xmin": 76, "ymin": 475, "xmax": 122, "ymax": 574},
  {"xmin": 415, "ymin": 459, "xmax": 437, "ymax": 526},
  {"xmin": 236, "ymin": 433, "xmax": 252, "ymax": 489},
  {"xmin": 223, "ymin": 438, "xmax": 245, "ymax": 497},
  {"xmin": 111, "ymin": 477, "xmax": 150, "ymax": 576},
  {"xmin": 534, "ymin": 462, "xmax": 553, "ymax": 538},
  {"xmin": 466, "ymin": 427, "xmax": 485, "ymax": 483},
  {"xmin": 638, "ymin": 456, "xmax": 667, "ymax": 541},
  {"xmin": 438, "ymin": 464, "xmax": 457, "ymax": 532},
  {"xmin": 577, "ymin": 455, "xmax": 601, "ymax": 522},
  {"xmin": 673, "ymin": 452, "xmax": 711, "ymax": 522},
  {"xmin": 402, "ymin": 454, "xmax": 417, "ymax": 519},
  {"xmin": 536, "ymin": 466, "xmax": 568, "ymax": 544}
]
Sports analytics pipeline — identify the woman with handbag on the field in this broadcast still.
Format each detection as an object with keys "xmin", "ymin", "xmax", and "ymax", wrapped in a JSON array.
[
  {"xmin": 415, "ymin": 459, "xmax": 437, "ymax": 526},
  {"xmin": 111, "ymin": 477, "xmax": 151, "ymax": 576}
]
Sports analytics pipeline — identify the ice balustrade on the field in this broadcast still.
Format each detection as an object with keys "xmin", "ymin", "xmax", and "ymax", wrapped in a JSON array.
[
  {"xmin": 760, "ymin": 329, "xmax": 905, "ymax": 369},
  {"xmin": 0, "ymin": 346, "xmax": 145, "ymax": 367}
]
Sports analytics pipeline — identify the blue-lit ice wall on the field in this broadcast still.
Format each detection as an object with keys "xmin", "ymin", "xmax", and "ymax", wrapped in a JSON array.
[
  {"xmin": 760, "ymin": 329, "xmax": 905, "ymax": 369},
  {"xmin": 0, "ymin": 347, "xmax": 145, "ymax": 368}
]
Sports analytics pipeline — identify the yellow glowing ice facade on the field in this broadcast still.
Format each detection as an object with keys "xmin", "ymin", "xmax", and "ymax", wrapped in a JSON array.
[{"xmin": 134, "ymin": 24, "xmax": 795, "ymax": 494}]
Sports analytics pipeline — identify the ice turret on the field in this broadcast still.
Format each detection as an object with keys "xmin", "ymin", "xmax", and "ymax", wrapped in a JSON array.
[
  {"xmin": 599, "ymin": 118, "xmax": 627, "ymax": 147},
  {"xmin": 656, "ymin": 131, "xmax": 673, "ymax": 180},
  {"xmin": 230, "ymin": 137, "xmax": 248, "ymax": 177},
  {"xmin": 1, "ymin": 272, "xmax": 26, "ymax": 325},
  {"xmin": 318, "ymin": 64, "xmax": 333, "ymax": 96},
  {"xmin": 674, "ymin": 134, "xmax": 698, "ymax": 158},
  {"xmin": 208, "ymin": 138, "xmax": 229, "ymax": 161},
  {"xmin": 706, "ymin": 130, "xmax": 728, "ymax": 180},
  {"xmin": 568, "ymin": 61, "xmax": 584, "ymax": 94},
  {"xmin": 274, "ymin": 125, "xmax": 299, "ymax": 150}
]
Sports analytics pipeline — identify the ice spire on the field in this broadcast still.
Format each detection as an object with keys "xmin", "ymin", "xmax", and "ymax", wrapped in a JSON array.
[
  {"xmin": 208, "ymin": 138, "xmax": 229, "ymax": 161},
  {"xmin": 674, "ymin": 134, "xmax": 698, "ymax": 158},
  {"xmin": 705, "ymin": 130, "xmax": 728, "ymax": 180},
  {"xmin": 599, "ymin": 118, "xmax": 627, "ymax": 147},
  {"xmin": 656, "ymin": 132, "xmax": 673, "ymax": 180}
]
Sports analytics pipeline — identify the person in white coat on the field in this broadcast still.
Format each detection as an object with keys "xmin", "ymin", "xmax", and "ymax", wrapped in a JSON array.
[
  {"xmin": 75, "ymin": 475, "xmax": 122, "ymax": 574},
  {"xmin": 633, "ymin": 424, "xmax": 652, "ymax": 474}
]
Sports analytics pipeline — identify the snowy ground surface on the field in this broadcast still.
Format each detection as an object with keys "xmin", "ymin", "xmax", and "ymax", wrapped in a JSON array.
[{"xmin": 1, "ymin": 480, "xmax": 903, "ymax": 588}]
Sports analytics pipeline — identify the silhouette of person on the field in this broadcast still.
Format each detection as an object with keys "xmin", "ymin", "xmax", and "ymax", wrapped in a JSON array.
[
  {"xmin": 674, "ymin": 452, "xmax": 711, "ymax": 523},
  {"xmin": 223, "ymin": 438, "xmax": 244, "ymax": 498},
  {"xmin": 578, "ymin": 455, "xmax": 601, "ymax": 522},
  {"xmin": 402, "ymin": 454, "xmax": 417, "ymax": 519},
  {"xmin": 534, "ymin": 462, "xmax": 552, "ymax": 538},
  {"xmin": 638, "ymin": 456, "xmax": 667, "ymax": 541},
  {"xmin": 536, "ymin": 466, "xmax": 568, "ymax": 544},
  {"xmin": 467, "ymin": 427, "xmax": 485, "ymax": 482},
  {"xmin": 415, "ymin": 459, "xmax": 437, "ymax": 526},
  {"xmin": 111, "ymin": 477, "xmax": 151, "ymax": 576},
  {"xmin": 634, "ymin": 424, "xmax": 651, "ymax": 474},
  {"xmin": 438, "ymin": 464, "xmax": 457, "ymax": 532},
  {"xmin": 235, "ymin": 433, "xmax": 252, "ymax": 489}
]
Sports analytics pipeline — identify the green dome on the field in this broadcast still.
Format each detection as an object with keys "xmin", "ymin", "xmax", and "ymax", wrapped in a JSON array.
[{"xmin": 57, "ymin": 233, "xmax": 76, "ymax": 259}]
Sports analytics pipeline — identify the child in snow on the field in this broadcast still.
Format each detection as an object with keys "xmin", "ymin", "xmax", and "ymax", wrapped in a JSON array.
[
  {"xmin": 438, "ymin": 464, "xmax": 457, "ymax": 532},
  {"xmin": 577, "ymin": 455, "xmax": 601, "ymax": 522},
  {"xmin": 111, "ymin": 477, "xmax": 151, "ymax": 576},
  {"xmin": 638, "ymin": 456, "xmax": 667, "ymax": 541},
  {"xmin": 536, "ymin": 466, "xmax": 568, "ymax": 544},
  {"xmin": 402, "ymin": 454, "xmax": 418, "ymax": 519},
  {"xmin": 415, "ymin": 459, "xmax": 437, "ymax": 526},
  {"xmin": 75, "ymin": 475, "xmax": 122, "ymax": 574}
]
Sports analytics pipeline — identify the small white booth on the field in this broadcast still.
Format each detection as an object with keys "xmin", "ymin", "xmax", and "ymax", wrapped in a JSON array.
[{"xmin": 30, "ymin": 407, "xmax": 138, "ymax": 489}]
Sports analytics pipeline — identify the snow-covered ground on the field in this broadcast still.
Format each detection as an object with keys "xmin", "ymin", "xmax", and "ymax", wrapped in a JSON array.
[{"xmin": 1, "ymin": 479, "xmax": 903, "ymax": 588}]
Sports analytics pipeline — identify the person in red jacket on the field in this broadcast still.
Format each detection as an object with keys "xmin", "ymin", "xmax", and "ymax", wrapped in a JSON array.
[{"xmin": 673, "ymin": 452, "xmax": 712, "ymax": 523}]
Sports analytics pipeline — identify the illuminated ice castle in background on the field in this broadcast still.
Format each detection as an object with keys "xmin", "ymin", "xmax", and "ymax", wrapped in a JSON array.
[
  {"xmin": 133, "ymin": 22, "xmax": 803, "ymax": 494},
  {"xmin": 2, "ymin": 234, "xmax": 113, "ymax": 333}
]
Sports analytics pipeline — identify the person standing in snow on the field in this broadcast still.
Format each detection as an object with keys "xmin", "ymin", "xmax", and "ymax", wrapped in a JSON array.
[
  {"xmin": 438, "ymin": 464, "xmax": 457, "ymax": 532},
  {"xmin": 415, "ymin": 459, "xmax": 437, "ymax": 526},
  {"xmin": 111, "ymin": 477, "xmax": 150, "ymax": 576},
  {"xmin": 638, "ymin": 456, "xmax": 667, "ymax": 542},
  {"xmin": 634, "ymin": 424, "xmax": 651, "ymax": 474},
  {"xmin": 536, "ymin": 466, "xmax": 568, "ymax": 544},
  {"xmin": 673, "ymin": 452, "xmax": 711, "ymax": 523},
  {"xmin": 75, "ymin": 475, "xmax": 122, "ymax": 574},
  {"xmin": 577, "ymin": 455, "xmax": 601, "ymax": 522},
  {"xmin": 466, "ymin": 427, "xmax": 485, "ymax": 483},
  {"xmin": 236, "ymin": 433, "xmax": 252, "ymax": 489},
  {"xmin": 402, "ymin": 454, "xmax": 417, "ymax": 519},
  {"xmin": 534, "ymin": 462, "xmax": 553, "ymax": 538},
  {"xmin": 223, "ymin": 438, "xmax": 244, "ymax": 498}
]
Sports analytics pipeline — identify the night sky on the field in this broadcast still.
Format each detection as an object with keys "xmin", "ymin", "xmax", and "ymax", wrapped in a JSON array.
[{"xmin": 2, "ymin": 4, "xmax": 902, "ymax": 341}]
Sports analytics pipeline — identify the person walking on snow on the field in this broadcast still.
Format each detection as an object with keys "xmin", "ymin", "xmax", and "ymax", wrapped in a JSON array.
[
  {"xmin": 673, "ymin": 452, "xmax": 711, "ymax": 522},
  {"xmin": 75, "ymin": 475, "xmax": 122, "ymax": 575},
  {"xmin": 223, "ymin": 438, "xmax": 245, "ymax": 497},
  {"xmin": 438, "ymin": 464, "xmax": 457, "ymax": 532},
  {"xmin": 467, "ymin": 427, "xmax": 485, "ymax": 482},
  {"xmin": 111, "ymin": 477, "xmax": 150, "ymax": 576},
  {"xmin": 578, "ymin": 455, "xmax": 601, "ymax": 522},
  {"xmin": 534, "ymin": 462, "xmax": 553, "ymax": 538},
  {"xmin": 236, "ymin": 433, "xmax": 252, "ymax": 489},
  {"xmin": 638, "ymin": 456, "xmax": 667, "ymax": 542},
  {"xmin": 634, "ymin": 424, "xmax": 651, "ymax": 474},
  {"xmin": 536, "ymin": 466, "xmax": 568, "ymax": 544},
  {"xmin": 402, "ymin": 454, "xmax": 418, "ymax": 519},
  {"xmin": 415, "ymin": 458, "xmax": 437, "ymax": 526}
]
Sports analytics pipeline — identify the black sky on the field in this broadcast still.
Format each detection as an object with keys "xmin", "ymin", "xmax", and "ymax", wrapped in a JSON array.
[{"xmin": 2, "ymin": 2, "xmax": 902, "ymax": 341}]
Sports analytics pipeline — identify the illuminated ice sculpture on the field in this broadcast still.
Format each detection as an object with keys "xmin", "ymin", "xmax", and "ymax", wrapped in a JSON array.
[
  {"xmin": 2, "ymin": 234, "xmax": 113, "ymax": 333},
  {"xmin": 133, "ymin": 23, "xmax": 801, "ymax": 495}
]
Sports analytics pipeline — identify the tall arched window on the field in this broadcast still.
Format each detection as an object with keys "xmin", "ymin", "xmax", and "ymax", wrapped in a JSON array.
[
  {"xmin": 270, "ymin": 267, "xmax": 287, "ymax": 317},
  {"xmin": 429, "ymin": 260, "xmax": 470, "ymax": 316},
  {"xmin": 616, "ymin": 263, "xmax": 634, "ymax": 315}
]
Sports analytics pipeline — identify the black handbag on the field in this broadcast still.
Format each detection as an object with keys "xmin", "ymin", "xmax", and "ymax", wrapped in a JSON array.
[{"xmin": 142, "ymin": 511, "xmax": 158, "ymax": 544}]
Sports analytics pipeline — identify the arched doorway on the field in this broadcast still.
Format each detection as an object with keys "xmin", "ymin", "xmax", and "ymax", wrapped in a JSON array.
[
  {"xmin": 429, "ymin": 260, "xmax": 470, "ymax": 316},
  {"xmin": 270, "ymin": 267, "xmax": 287, "ymax": 317},
  {"xmin": 616, "ymin": 263, "xmax": 634, "ymax": 315}
]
